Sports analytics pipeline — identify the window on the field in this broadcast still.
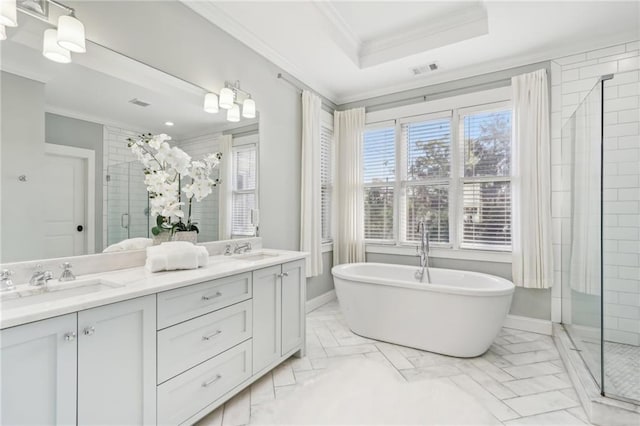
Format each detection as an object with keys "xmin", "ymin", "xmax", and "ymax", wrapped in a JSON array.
[
  {"xmin": 320, "ymin": 123, "xmax": 333, "ymax": 243},
  {"xmin": 362, "ymin": 96, "xmax": 512, "ymax": 252},
  {"xmin": 459, "ymin": 107, "xmax": 512, "ymax": 249},
  {"xmin": 231, "ymin": 144, "xmax": 257, "ymax": 237},
  {"xmin": 363, "ymin": 126, "xmax": 395, "ymax": 240}
]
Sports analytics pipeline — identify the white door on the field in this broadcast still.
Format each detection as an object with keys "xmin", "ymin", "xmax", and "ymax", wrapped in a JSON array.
[
  {"xmin": 77, "ymin": 295, "xmax": 156, "ymax": 425},
  {"xmin": 252, "ymin": 265, "xmax": 282, "ymax": 374},
  {"xmin": 281, "ymin": 259, "xmax": 305, "ymax": 355},
  {"xmin": 43, "ymin": 150, "xmax": 87, "ymax": 258},
  {"xmin": 0, "ymin": 314, "xmax": 78, "ymax": 425}
]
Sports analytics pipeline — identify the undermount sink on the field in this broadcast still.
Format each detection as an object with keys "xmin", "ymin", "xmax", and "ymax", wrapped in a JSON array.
[
  {"xmin": 1, "ymin": 278, "xmax": 124, "ymax": 310},
  {"xmin": 234, "ymin": 251, "xmax": 281, "ymax": 262}
]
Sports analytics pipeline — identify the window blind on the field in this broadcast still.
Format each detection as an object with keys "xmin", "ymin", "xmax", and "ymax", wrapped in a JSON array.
[
  {"xmin": 320, "ymin": 124, "xmax": 333, "ymax": 242},
  {"xmin": 364, "ymin": 127, "xmax": 396, "ymax": 240},
  {"xmin": 460, "ymin": 109, "xmax": 512, "ymax": 249},
  {"xmin": 404, "ymin": 118, "xmax": 451, "ymax": 180},
  {"xmin": 231, "ymin": 146, "xmax": 257, "ymax": 237}
]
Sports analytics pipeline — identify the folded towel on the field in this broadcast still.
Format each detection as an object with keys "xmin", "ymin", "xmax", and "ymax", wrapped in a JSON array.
[
  {"xmin": 145, "ymin": 241, "xmax": 209, "ymax": 272},
  {"xmin": 103, "ymin": 237, "xmax": 153, "ymax": 253}
]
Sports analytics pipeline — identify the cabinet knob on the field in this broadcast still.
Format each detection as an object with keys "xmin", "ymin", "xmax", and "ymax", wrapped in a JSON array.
[
  {"xmin": 278, "ymin": 272, "xmax": 289, "ymax": 278},
  {"xmin": 64, "ymin": 332, "xmax": 76, "ymax": 341},
  {"xmin": 83, "ymin": 326, "xmax": 95, "ymax": 336}
]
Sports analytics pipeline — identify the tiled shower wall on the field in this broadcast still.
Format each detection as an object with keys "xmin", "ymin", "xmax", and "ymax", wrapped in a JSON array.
[{"xmin": 551, "ymin": 41, "xmax": 640, "ymax": 345}]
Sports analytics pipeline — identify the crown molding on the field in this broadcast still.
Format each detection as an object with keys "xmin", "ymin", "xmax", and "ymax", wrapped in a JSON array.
[
  {"xmin": 181, "ymin": 0, "xmax": 339, "ymax": 103},
  {"xmin": 336, "ymin": 31, "xmax": 640, "ymax": 105},
  {"xmin": 312, "ymin": 1, "xmax": 361, "ymax": 66}
]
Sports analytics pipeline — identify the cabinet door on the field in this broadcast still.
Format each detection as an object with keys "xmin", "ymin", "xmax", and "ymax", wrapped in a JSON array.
[
  {"xmin": 0, "ymin": 314, "xmax": 77, "ymax": 425},
  {"xmin": 281, "ymin": 259, "xmax": 306, "ymax": 355},
  {"xmin": 78, "ymin": 295, "xmax": 156, "ymax": 425},
  {"xmin": 252, "ymin": 264, "xmax": 281, "ymax": 374}
]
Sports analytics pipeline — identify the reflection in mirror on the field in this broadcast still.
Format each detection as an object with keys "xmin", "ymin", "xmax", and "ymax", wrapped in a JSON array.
[{"xmin": 1, "ymin": 14, "xmax": 259, "ymax": 263}]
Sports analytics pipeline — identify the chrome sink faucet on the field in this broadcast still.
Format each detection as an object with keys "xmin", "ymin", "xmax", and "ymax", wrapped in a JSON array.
[
  {"xmin": 415, "ymin": 221, "xmax": 431, "ymax": 284},
  {"xmin": 30, "ymin": 264, "xmax": 54, "ymax": 288},
  {"xmin": 233, "ymin": 242, "xmax": 252, "ymax": 254},
  {"xmin": 58, "ymin": 262, "xmax": 76, "ymax": 282},
  {"xmin": 1, "ymin": 269, "xmax": 15, "ymax": 292}
]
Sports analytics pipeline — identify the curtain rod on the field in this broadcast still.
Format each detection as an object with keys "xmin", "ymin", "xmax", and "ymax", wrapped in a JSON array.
[{"xmin": 276, "ymin": 73, "xmax": 336, "ymax": 111}]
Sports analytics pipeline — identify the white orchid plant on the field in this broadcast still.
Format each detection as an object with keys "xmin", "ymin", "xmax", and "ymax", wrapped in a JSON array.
[{"xmin": 127, "ymin": 133, "xmax": 222, "ymax": 236}]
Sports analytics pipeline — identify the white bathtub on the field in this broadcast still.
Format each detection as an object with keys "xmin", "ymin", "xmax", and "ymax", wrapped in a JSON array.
[{"xmin": 332, "ymin": 263, "xmax": 515, "ymax": 358}]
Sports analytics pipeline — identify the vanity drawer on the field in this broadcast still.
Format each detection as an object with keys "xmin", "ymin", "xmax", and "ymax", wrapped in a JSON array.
[
  {"xmin": 157, "ymin": 340, "xmax": 252, "ymax": 426},
  {"xmin": 157, "ymin": 272, "xmax": 252, "ymax": 329},
  {"xmin": 157, "ymin": 300, "xmax": 252, "ymax": 384}
]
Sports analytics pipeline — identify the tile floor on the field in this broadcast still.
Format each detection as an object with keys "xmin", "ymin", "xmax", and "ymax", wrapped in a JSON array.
[
  {"xmin": 582, "ymin": 340, "xmax": 640, "ymax": 402},
  {"xmin": 198, "ymin": 300, "xmax": 593, "ymax": 425}
]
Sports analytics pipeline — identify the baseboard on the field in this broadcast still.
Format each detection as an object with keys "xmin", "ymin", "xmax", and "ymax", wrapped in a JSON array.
[
  {"xmin": 504, "ymin": 314, "xmax": 553, "ymax": 335},
  {"xmin": 306, "ymin": 290, "xmax": 336, "ymax": 313}
]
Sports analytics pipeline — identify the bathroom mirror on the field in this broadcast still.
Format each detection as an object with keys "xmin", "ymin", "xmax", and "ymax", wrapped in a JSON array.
[{"xmin": 0, "ymin": 15, "xmax": 260, "ymax": 263}]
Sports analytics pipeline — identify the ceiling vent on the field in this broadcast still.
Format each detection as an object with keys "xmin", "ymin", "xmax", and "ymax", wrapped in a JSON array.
[
  {"xmin": 129, "ymin": 98, "xmax": 150, "ymax": 107},
  {"xmin": 412, "ymin": 63, "xmax": 439, "ymax": 76}
]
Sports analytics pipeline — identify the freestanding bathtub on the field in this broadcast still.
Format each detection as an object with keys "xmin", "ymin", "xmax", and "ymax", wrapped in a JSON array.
[{"xmin": 332, "ymin": 263, "xmax": 515, "ymax": 358}]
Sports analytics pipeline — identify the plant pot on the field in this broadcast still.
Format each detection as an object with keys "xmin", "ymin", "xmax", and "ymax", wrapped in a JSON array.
[
  {"xmin": 152, "ymin": 232, "xmax": 171, "ymax": 245},
  {"xmin": 172, "ymin": 230, "xmax": 198, "ymax": 244}
]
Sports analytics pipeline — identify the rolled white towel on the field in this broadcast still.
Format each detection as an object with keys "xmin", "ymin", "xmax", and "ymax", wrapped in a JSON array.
[
  {"xmin": 145, "ymin": 241, "xmax": 209, "ymax": 272},
  {"xmin": 103, "ymin": 237, "xmax": 153, "ymax": 253}
]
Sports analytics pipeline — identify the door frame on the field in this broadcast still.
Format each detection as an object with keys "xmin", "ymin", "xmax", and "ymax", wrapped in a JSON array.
[{"xmin": 44, "ymin": 143, "xmax": 96, "ymax": 254}]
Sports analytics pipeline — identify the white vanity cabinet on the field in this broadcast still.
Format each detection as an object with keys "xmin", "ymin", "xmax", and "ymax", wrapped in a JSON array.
[
  {"xmin": 78, "ymin": 295, "xmax": 156, "ymax": 425},
  {"xmin": 0, "ymin": 314, "xmax": 77, "ymax": 426},
  {"xmin": 252, "ymin": 259, "xmax": 306, "ymax": 374}
]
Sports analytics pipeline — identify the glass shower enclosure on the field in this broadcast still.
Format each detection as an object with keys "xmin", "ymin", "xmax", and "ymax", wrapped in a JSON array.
[
  {"xmin": 562, "ymin": 70, "xmax": 640, "ymax": 404},
  {"xmin": 106, "ymin": 161, "xmax": 150, "ymax": 247}
]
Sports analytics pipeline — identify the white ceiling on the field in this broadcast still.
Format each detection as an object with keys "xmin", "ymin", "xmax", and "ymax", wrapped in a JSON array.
[
  {"xmin": 1, "ymin": 15, "xmax": 254, "ymax": 140},
  {"xmin": 184, "ymin": 1, "xmax": 640, "ymax": 104}
]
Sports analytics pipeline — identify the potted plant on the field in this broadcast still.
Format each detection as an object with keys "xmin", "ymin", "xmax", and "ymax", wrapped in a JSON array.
[{"xmin": 127, "ymin": 133, "xmax": 222, "ymax": 244}]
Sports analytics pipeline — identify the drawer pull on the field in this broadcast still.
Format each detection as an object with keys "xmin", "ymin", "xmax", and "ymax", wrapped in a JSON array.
[
  {"xmin": 201, "ymin": 374, "xmax": 222, "ymax": 388},
  {"xmin": 202, "ymin": 330, "xmax": 222, "ymax": 341},
  {"xmin": 202, "ymin": 291, "xmax": 222, "ymax": 301}
]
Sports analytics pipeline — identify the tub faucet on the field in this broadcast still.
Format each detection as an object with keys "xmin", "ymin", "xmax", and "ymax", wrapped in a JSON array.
[{"xmin": 415, "ymin": 221, "xmax": 431, "ymax": 284}]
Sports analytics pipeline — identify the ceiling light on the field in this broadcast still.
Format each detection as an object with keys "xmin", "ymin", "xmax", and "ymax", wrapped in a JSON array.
[
  {"xmin": 164, "ymin": 121, "xmax": 174, "ymax": 126},
  {"xmin": 57, "ymin": 14, "xmax": 85, "ymax": 53},
  {"xmin": 242, "ymin": 97, "xmax": 256, "ymax": 119},
  {"xmin": 219, "ymin": 87, "xmax": 234, "ymax": 110},
  {"xmin": 0, "ymin": 0, "xmax": 17, "ymax": 27},
  {"xmin": 204, "ymin": 93, "xmax": 219, "ymax": 113},
  {"xmin": 43, "ymin": 29, "xmax": 71, "ymax": 63},
  {"xmin": 227, "ymin": 104, "xmax": 240, "ymax": 122},
  {"xmin": 0, "ymin": 25, "xmax": 6, "ymax": 41}
]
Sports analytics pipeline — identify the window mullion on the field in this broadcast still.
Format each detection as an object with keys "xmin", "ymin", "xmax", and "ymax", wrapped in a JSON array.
[
  {"xmin": 450, "ymin": 108, "xmax": 461, "ymax": 250},
  {"xmin": 395, "ymin": 119, "xmax": 404, "ymax": 245}
]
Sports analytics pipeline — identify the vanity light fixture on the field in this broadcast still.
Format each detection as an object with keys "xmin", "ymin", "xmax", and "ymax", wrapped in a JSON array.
[
  {"xmin": 218, "ymin": 87, "xmax": 235, "ymax": 110},
  {"xmin": 56, "ymin": 13, "xmax": 85, "ymax": 53},
  {"xmin": 42, "ymin": 28, "xmax": 71, "ymax": 63},
  {"xmin": 203, "ymin": 93, "xmax": 219, "ymax": 113},
  {"xmin": 227, "ymin": 104, "xmax": 240, "ymax": 122},
  {"xmin": 164, "ymin": 121, "xmax": 174, "ymax": 126},
  {"xmin": 0, "ymin": 0, "xmax": 18, "ymax": 27},
  {"xmin": 242, "ymin": 96, "xmax": 256, "ymax": 119}
]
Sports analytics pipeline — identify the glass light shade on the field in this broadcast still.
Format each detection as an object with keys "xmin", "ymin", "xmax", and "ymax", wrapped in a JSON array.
[
  {"xmin": 204, "ymin": 93, "xmax": 219, "ymax": 113},
  {"xmin": 242, "ymin": 98, "xmax": 256, "ymax": 118},
  {"xmin": 0, "ymin": 0, "xmax": 17, "ymax": 27},
  {"xmin": 43, "ymin": 29, "xmax": 71, "ymax": 64},
  {"xmin": 57, "ymin": 15, "xmax": 86, "ymax": 53},
  {"xmin": 0, "ymin": 25, "xmax": 6, "ymax": 41},
  {"xmin": 219, "ymin": 87, "xmax": 235, "ymax": 109},
  {"xmin": 227, "ymin": 104, "xmax": 240, "ymax": 122}
]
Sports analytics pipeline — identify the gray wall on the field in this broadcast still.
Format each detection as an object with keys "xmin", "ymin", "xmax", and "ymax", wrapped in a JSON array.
[
  {"xmin": 45, "ymin": 113, "xmax": 104, "ymax": 252},
  {"xmin": 366, "ymin": 253, "xmax": 551, "ymax": 320},
  {"xmin": 70, "ymin": 0, "xmax": 302, "ymax": 252},
  {"xmin": 307, "ymin": 251, "xmax": 335, "ymax": 300},
  {"xmin": 1, "ymin": 72, "xmax": 46, "ymax": 262}
]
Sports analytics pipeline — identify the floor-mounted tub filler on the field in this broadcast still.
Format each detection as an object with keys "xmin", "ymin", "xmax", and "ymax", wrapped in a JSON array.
[{"xmin": 332, "ymin": 263, "xmax": 515, "ymax": 358}]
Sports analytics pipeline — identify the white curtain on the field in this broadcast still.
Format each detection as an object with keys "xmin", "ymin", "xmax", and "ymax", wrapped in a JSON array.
[
  {"xmin": 569, "ymin": 87, "xmax": 602, "ymax": 295},
  {"xmin": 511, "ymin": 69, "xmax": 554, "ymax": 289},
  {"xmin": 333, "ymin": 107, "xmax": 365, "ymax": 265},
  {"xmin": 218, "ymin": 134, "xmax": 233, "ymax": 240},
  {"xmin": 300, "ymin": 90, "xmax": 323, "ymax": 277}
]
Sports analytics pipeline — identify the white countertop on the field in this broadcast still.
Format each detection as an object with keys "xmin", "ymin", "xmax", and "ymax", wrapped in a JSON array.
[{"xmin": 0, "ymin": 249, "xmax": 307, "ymax": 330}]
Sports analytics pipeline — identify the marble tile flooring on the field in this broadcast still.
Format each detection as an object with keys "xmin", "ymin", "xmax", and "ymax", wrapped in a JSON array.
[
  {"xmin": 582, "ymin": 340, "xmax": 640, "ymax": 402},
  {"xmin": 198, "ymin": 301, "xmax": 593, "ymax": 425}
]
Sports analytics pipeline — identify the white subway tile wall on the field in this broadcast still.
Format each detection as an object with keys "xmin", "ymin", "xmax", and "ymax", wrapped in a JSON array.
[{"xmin": 551, "ymin": 40, "xmax": 640, "ymax": 345}]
